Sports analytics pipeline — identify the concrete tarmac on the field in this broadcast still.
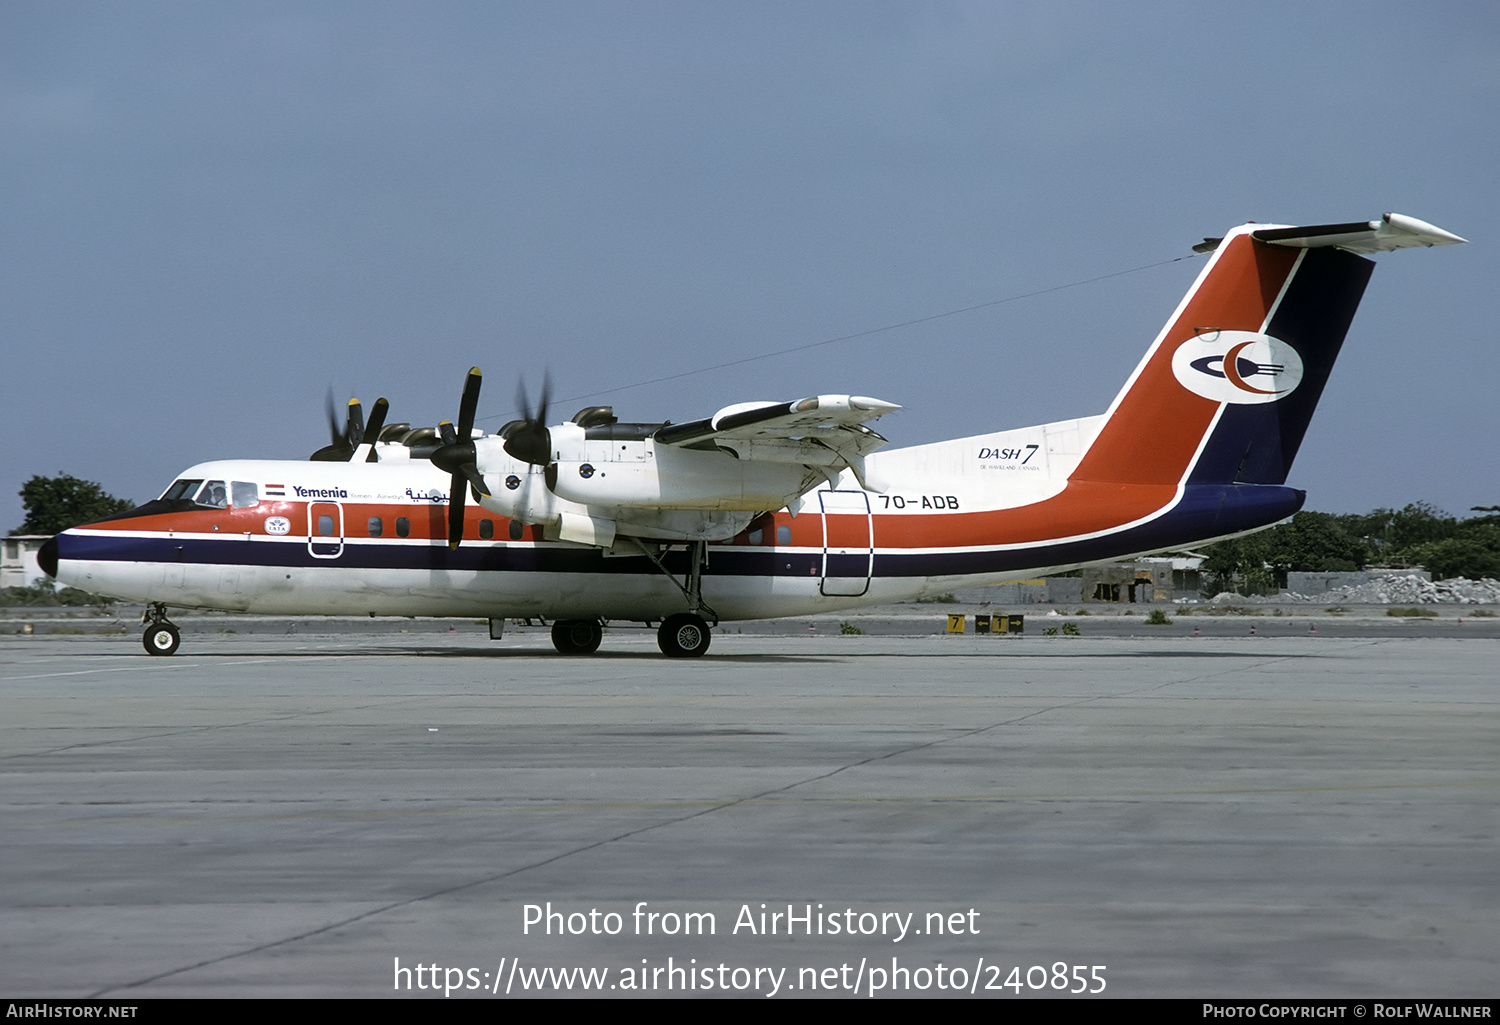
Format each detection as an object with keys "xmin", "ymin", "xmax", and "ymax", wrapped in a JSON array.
[{"xmin": 1, "ymin": 627, "xmax": 1495, "ymax": 998}]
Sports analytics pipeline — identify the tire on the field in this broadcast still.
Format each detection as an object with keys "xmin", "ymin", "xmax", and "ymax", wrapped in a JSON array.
[
  {"xmin": 657, "ymin": 613, "xmax": 711, "ymax": 658},
  {"xmin": 551, "ymin": 619, "xmax": 603, "ymax": 655},
  {"xmin": 143, "ymin": 623, "xmax": 180, "ymax": 656}
]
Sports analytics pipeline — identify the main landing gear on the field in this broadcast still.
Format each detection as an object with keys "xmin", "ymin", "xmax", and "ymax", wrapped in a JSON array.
[
  {"xmin": 142, "ymin": 603, "xmax": 180, "ymax": 656},
  {"xmin": 657, "ymin": 613, "xmax": 711, "ymax": 658},
  {"xmin": 551, "ymin": 619, "xmax": 603, "ymax": 655},
  {"xmin": 631, "ymin": 538, "xmax": 716, "ymax": 659},
  {"xmin": 539, "ymin": 540, "xmax": 717, "ymax": 658}
]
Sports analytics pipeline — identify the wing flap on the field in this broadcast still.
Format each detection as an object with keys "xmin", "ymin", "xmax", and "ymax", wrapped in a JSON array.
[{"xmin": 656, "ymin": 394, "xmax": 900, "ymax": 466}]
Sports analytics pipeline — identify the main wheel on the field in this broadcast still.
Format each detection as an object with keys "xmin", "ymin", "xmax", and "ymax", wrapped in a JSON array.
[
  {"xmin": 551, "ymin": 619, "xmax": 603, "ymax": 655},
  {"xmin": 657, "ymin": 613, "xmax": 711, "ymax": 658},
  {"xmin": 143, "ymin": 623, "xmax": 180, "ymax": 656}
]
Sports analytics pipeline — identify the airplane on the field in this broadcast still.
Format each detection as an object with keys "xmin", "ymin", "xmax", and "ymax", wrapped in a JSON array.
[{"xmin": 40, "ymin": 212, "xmax": 1465, "ymax": 658}]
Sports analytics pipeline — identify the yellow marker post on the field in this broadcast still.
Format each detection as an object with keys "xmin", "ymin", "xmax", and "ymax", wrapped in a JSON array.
[{"xmin": 946, "ymin": 614, "xmax": 965, "ymax": 634}]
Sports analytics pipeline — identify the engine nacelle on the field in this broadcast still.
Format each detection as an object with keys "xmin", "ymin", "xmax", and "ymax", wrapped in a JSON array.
[
  {"xmin": 548, "ymin": 444, "xmax": 814, "ymax": 511},
  {"xmin": 473, "ymin": 430, "xmax": 801, "ymax": 545},
  {"xmin": 480, "ymin": 462, "xmax": 557, "ymax": 525},
  {"xmin": 476, "ymin": 459, "xmax": 757, "ymax": 544}
]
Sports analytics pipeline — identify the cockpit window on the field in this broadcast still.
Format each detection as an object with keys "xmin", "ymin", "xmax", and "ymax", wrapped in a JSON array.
[
  {"xmin": 162, "ymin": 479, "xmax": 203, "ymax": 501},
  {"xmin": 193, "ymin": 480, "xmax": 230, "ymax": 509},
  {"xmin": 160, "ymin": 478, "xmax": 256, "ymax": 508}
]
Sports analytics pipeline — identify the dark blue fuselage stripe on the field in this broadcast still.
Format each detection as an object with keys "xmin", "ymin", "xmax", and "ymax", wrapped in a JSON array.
[{"xmin": 59, "ymin": 484, "xmax": 1302, "ymax": 581}]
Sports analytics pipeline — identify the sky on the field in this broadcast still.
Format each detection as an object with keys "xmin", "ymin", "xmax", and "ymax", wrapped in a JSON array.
[{"xmin": 4, "ymin": 1, "xmax": 1497, "ymax": 532}]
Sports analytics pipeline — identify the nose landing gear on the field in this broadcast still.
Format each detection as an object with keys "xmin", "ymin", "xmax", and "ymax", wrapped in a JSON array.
[{"xmin": 142, "ymin": 603, "xmax": 180, "ymax": 656}]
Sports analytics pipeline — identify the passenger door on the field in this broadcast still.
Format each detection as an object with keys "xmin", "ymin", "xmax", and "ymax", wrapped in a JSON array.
[{"xmin": 307, "ymin": 502, "xmax": 345, "ymax": 559}]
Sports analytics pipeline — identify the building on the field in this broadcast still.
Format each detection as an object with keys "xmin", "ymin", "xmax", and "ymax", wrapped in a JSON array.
[
  {"xmin": 1079, "ymin": 556, "xmax": 1204, "ymax": 604},
  {"xmin": 2, "ymin": 535, "xmax": 51, "ymax": 589}
]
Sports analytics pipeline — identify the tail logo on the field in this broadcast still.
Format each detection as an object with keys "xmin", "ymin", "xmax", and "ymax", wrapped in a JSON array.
[{"xmin": 1171, "ymin": 331, "xmax": 1304, "ymax": 405}]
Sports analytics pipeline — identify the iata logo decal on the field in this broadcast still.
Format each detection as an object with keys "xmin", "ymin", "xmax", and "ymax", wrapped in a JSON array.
[
  {"xmin": 264, "ymin": 516, "xmax": 291, "ymax": 535},
  {"xmin": 1171, "ymin": 330, "xmax": 1304, "ymax": 405}
]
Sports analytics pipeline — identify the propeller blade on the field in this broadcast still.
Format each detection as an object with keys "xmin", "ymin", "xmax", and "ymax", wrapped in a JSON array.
[
  {"xmin": 448, "ymin": 473, "xmax": 466, "ymax": 549},
  {"xmin": 346, "ymin": 399, "xmax": 364, "ymax": 447},
  {"xmin": 360, "ymin": 398, "xmax": 389, "ymax": 462},
  {"xmin": 325, "ymin": 388, "xmax": 341, "ymax": 448},
  {"xmin": 462, "ymin": 463, "xmax": 490, "ymax": 498},
  {"xmin": 515, "ymin": 378, "xmax": 530, "ymax": 424},
  {"xmin": 535, "ymin": 369, "xmax": 550, "ymax": 428},
  {"xmin": 457, "ymin": 367, "xmax": 482, "ymax": 439}
]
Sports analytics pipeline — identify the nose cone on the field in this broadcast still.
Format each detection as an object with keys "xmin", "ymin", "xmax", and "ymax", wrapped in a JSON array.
[{"xmin": 38, "ymin": 536, "xmax": 59, "ymax": 578}]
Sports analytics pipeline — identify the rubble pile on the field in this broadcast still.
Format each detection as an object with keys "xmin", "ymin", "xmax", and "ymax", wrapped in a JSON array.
[{"xmin": 1287, "ymin": 574, "xmax": 1500, "ymax": 605}]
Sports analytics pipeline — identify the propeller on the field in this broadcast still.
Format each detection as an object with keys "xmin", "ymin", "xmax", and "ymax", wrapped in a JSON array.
[
  {"xmin": 503, "ymin": 372, "xmax": 553, "ymax": 466},
  {"xmin": 311, "ymin": 394, "xmax": 392, "ymax": 462},
  {"xmin": 429, "ymin": 367, "xmax": 491, "ymax": 549},
  {"xmin": 311, "ymin": 393, "xmax": 365, "ymax": 461}
]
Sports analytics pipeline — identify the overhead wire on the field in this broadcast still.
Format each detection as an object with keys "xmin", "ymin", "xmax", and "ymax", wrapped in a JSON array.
[{"xmin": 471, "ymin": 251, "xmax": 1204, "ymax": 425}]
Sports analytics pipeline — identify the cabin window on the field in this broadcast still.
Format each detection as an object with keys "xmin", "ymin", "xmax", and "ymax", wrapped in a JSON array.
[
  {"xmin": 317, "ymin": 515, "xmax": 336, "ymax": 537},
  {"xmin": 479, "ymin": 519, "xmax": 494, "ymax": 540},
  {"xmin": 747, "ymin": 527, "xmax": 763, "ymax": 545},
  {"xmin": 508, "ymin": 520, "xmax": 524, "ymax": 541},
  {"xmin": 396, "ymin": 517, "xmax": 411, "ymax": 538},
  {"xmin": 367, "ymin": 517, "xmax": 383, "ymax": 538},
  {"xmin": 230, "ymin": 482, "xmax": 258, "ymax": 508},
  {"xmin": 776, "ymin": 525, "xmax": 791, "ymax": 546}
]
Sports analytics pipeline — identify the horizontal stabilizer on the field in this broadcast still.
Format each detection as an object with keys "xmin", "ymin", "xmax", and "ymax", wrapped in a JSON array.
[{"xmin": 1252, "ymin": 212, "xmax": 1466, "ymax": 253}]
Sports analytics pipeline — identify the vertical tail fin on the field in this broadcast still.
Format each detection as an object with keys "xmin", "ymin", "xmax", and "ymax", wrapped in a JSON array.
[{"xmin": 1072, "ymin": 214, "xmax": 1462, "ymax": 488}]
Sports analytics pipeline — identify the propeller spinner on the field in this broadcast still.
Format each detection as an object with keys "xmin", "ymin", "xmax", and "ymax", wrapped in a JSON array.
[{"xmin": 503, "ymin": 372, "xmax": 553, "ymax": 466}]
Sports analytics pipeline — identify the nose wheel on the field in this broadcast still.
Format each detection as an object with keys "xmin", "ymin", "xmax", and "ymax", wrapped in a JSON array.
[
  {"xmin": 658, "ymin": 613, "xmax": 711, "ymax": 658},
  {"xmin": 141, "ymin": 604, "xmax": 181, "ymax": 656}
]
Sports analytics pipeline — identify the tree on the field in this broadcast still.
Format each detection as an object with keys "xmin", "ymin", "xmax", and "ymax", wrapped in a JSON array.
[
  {"xmin": 1261, "ymin": 511, "xmax": 1368, "ymax": 573},
  {"xmin": 1387, "ymin": 502, "xmax": 1457, "ymax": 550},
  {"xmin": 12, "ymin": 474, "xmax": 133, "ymax": 536},
  {"xmin": 1200, "ymin": 531, "xmax": 1276, "ymax": 593},
  {"xmin": 1197, "ymin": 504, "xmax": 1500, "ymax": 589},
  {"xmin": 1418, "ymin": 539, "xmax": 1500, "ymax": 581}
]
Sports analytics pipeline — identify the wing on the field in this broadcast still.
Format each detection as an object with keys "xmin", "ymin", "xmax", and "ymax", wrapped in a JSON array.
[{"xmin": 654, "ymin": 394, "xmax": 900, "ymax": 469}]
